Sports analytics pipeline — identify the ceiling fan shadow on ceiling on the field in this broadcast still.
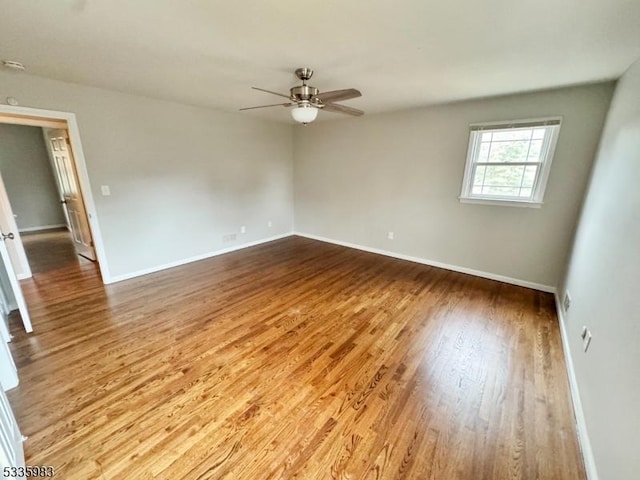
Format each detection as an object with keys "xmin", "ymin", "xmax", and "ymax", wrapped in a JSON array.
[{"xmin": 240, "ymin": 67, "xmax": 364, "ymax": 125}]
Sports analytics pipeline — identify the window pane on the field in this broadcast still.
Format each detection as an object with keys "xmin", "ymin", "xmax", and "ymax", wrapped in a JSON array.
[
  {"xmin": 483, "ymin": 165, "xmax": 525, "ymax": 187},
  {"xmin": 472, "ymin": 165, "xmax": 538, "ymax": 199},
  {"xmin": 474, "ymin": 165, "xmax": 487, "ymax": 185},
  {"xmin": 481, "ymin": 132, "xmax": 493, "ymax": 142},
  {"xmin": 472, "ymin": 165, "xmax": 526, "ymax": 197},
  {"xmin": 532, "ymin": 128, "xmax": 546, "ymax": 139},
  {"xmin": 523, "ymin": 165, "xmax": 538, "ymax": 188},
  {"xmin": 477, "ymin": 143, "xmax": 490, "ymax": 162},
  {"xmin": 492, "ymin": 129, "xmax": 533, "ymax": 141},
  {"xmin": 487, "ymin": 141, "xmax": 529, "ymax": 163},
  {"xmin": 482, "ymin": 185, "xmax": 520, "ymax": 196},
  {"xmin": 527, "ymin": 139, "xmax": 543, "ymax": 162}
]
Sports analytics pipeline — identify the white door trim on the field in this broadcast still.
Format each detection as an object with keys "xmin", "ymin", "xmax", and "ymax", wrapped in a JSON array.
[
  {"xmin": 0, "ymin": 174, "xmax": 32, "ymax": 280},
  {"xmin": 0, "ymin": 105, "xmax": 111, "ymax": 284},
  {"xmin": 0, "ymin": 237, "xmax": 32, "ymax": 333},
  {"xmin": 0, "ymin": 384, "xmax": 25, "ymax": 470}
]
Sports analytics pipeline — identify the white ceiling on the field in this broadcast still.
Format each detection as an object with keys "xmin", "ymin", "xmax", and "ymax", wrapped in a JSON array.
[{"xmin": 1, "ymin": 0, "xmax": 639, "ymax": 123}]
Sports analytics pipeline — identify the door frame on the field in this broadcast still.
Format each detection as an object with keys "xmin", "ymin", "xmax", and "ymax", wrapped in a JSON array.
[
  {"xmin": 0, "ymin": 105, "xmax": 110, "ymax": 284},
  {"xmin": 0, "ymin": 173, "xmax": 32, "ymax": 279}
]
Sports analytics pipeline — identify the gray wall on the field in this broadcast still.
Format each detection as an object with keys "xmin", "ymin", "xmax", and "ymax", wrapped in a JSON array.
[
  {"xmin": 0, "ymin": 71, "xmax": 294, "ymax": 280},
  {"xmin": 0, "ymin": 124, "xmax": 65, "ymax": 231},
  {"xmin": 294, "ymin": 83, "xmax": 614, "ymax": 289},
  {"xmin": 561, "ymin": 61, "xmax": 640, "ymax": 480}
]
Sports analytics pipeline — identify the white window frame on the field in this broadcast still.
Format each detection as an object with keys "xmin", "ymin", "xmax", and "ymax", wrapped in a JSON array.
[{"xmin": 459, "ymin": 117, "xmax": 562, "ymax": 207}]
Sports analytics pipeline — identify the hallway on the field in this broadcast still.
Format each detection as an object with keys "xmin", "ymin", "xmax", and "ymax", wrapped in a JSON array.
[
  {"xmin": 12, "ymin": 229, "xmax": 102, "ymax": 321},
  {"xmin": 21, "ymin": 228, "xmax": 97, "ymax": 275}
]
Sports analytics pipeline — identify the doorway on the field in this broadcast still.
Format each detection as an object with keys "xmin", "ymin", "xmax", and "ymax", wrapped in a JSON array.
[{"xmin": 0, "ymin": 105, "xmax": 108, "ymax": 335}]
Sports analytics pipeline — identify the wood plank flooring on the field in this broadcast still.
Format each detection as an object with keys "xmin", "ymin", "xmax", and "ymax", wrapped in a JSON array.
[{"xmin": 7, "ymin": 231, "xmax": 585, "ymax": 479}]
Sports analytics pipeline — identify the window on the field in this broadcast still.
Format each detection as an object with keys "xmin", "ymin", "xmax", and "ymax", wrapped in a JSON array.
[{"xmin": 459, "ymin": 118, "xmax": 561, "ymax": 206}]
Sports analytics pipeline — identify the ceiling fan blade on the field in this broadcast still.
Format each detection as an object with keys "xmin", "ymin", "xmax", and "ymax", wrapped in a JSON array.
[
  {"xmin": 322, "ymin": 103, "xmax": 364, "ymax": 116},
  {"xmin": 252, "ymin": 87, "xmax": 291, "ymax": 99},
  {"xmin": 314, "ymin": 88, "xmax": 361, "ymax": 103},
  {"xmin": 239, "ymin": 103, "xmax": 292, "ymax": 111}
]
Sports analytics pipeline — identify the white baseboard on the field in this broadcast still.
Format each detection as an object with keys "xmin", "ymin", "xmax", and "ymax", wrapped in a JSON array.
[
  {"xmin": 554, "ymin": 293, "xmax": 598, "ymax": 480},
  {"xmin": 18, "ymin": 223, "xmax": 67, "ymax": 233},
  {"xmin": 294, "ymin": 231, "xmax": 556, "ymax": 293},
  {"xmin": 105, "ymin": 232, "xmax": 294, "ymax": 284}
]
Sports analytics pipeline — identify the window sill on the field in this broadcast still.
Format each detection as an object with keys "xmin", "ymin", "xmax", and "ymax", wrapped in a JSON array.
[{"xmin": 459, "ymin": 197, "xmax": 543, "ymax": 208}]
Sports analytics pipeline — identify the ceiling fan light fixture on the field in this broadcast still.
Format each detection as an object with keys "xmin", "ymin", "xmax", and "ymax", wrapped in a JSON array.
[{"xmin": 291, "ymin": 104, "xmax": 318, "ymax": 125}]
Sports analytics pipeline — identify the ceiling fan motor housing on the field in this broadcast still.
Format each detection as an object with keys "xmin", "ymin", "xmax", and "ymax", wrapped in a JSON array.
[
  {"xmin": 291, "ymin": 84, "xmax": 319, "ymax": 100},
  {"xmin": 290, "ymin": 85, "xmax": 322, "ymax": 107}
]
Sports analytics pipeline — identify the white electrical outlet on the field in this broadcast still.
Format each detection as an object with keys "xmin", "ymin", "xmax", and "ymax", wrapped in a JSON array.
[
  {"xmin": 240, "ymin": 225, "xmax": 246, "ymax": 234},
  {"xmin": 387, "ymin": 231, "xmax": 394, "ymax": 240},
  {"xmin": 100, "ymin": 185, "xmax": 111, "ymax": 196},
  {"xmin": 581, "ymin": 326, "xmax": 588, "ymax": 339},
  {"xmin": 563, "ymin": 291, "xmax": 572, "ymax": 312},
  {"xmin": 268, "ymin": 220, "xmax": 272, "ymax": 228}
]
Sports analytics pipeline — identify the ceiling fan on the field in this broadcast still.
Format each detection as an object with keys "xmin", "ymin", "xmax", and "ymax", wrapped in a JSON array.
[{"xmin": 240, "ymin": 67, "xmax": 364, "ymax": 125}]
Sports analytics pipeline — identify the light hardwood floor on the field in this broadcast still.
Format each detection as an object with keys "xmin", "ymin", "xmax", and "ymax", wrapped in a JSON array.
[{"xmin": 7, "ymin": 230, "xmax": 585, "ymax": 479}]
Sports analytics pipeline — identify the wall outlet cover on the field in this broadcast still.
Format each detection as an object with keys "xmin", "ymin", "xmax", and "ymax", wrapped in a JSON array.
[
  {"xmin": 583, "ymin": 330, "xmax": 592, "ymax": 352},
  {"xmin": 563, "ymin": 291, "xmax": 571, "ymax": 312}
]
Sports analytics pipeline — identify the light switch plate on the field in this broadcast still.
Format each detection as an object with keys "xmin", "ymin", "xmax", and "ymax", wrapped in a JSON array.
[
  {"xmin": 583, "ymin": 331, "xmax": 592, "ymax": 352},
  {"xmin": 100, "ymin": 185, "xmax": 111, "ymax": 196}
]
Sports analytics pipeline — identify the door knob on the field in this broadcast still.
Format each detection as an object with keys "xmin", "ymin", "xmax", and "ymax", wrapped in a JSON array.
[
  {"xmin": 1, "ymin": 232, "xmax": 14, "ymax": 241},
  {"xmin": 60, "ymin": 200, "xmax": 67, "ymax": 204}
]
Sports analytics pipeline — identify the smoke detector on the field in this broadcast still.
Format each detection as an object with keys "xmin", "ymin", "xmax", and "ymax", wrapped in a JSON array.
[{"xmin": 2, "ymin": 60, "xmax": 25, "ymax": 71}]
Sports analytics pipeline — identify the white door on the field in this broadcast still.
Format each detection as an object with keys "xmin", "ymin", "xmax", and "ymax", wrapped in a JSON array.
[
  {"xmin": 0, "ymin": 240, "xmax": 31, "ymax": 334},
  {"xmin": 0, "ymin": 262, "xmax": 11, "ymax": 344},
  {"xmin": 0, "ymin": 175, "xmax": 31, "ymax": 281},
  {"xmin": 0, "ymin": 314, "xmax": 22, "ymax": 473},
  {"xmin": 0, "ymin": 251, "xmax": 25, "ymax": 474},
  {"xmin": 0, "ymin": 291, "xmax": 11, "ymax": 344},
  {"xmin": 0, "ymin": 387, "xmax": 25, "ymax": 474},
  {"xmin": 46, "ymin": 129, "xmax": 96, "ymax": 261},
  {"xmin": 0, "ymin": 341, "xmax": 18, "ymax": 392}
]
